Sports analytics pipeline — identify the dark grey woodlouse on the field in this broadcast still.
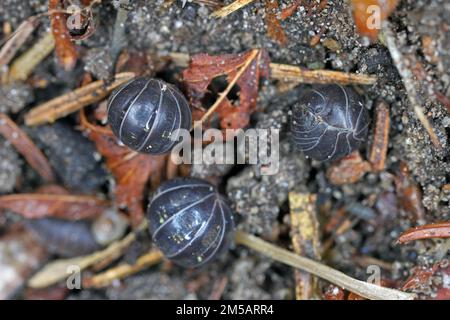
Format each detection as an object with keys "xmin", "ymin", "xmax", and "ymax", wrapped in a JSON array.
[
  {"xmin": 107, "ymin": 77, "xmax": 192, "ymax": 154},
  {"xmin": 291, "ymin": 84, "xmax": 370, "ymax": 162},
  {"xmin": 24, "ymin": 218, "xmax": 101, "ymax": 258},
  {"xmin": 146, "ymin": 177, "xmax": 235, "ymax": 268}
]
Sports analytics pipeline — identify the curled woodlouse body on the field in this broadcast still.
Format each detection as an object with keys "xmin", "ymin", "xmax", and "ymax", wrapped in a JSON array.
[
  {"xmin": 146, "ymin": 177, "xmax": 235, "ymax": 268},
  {"xmin": 291, "ymin": 84, "xmax": 370, "ymax": 162},
  {"xmin": 24, "ymin": 218, "xmax": 101, "ymax": 257},
  {"xmin": 107, "ymin": 77, "xmax": 192, "ymax": 154}
]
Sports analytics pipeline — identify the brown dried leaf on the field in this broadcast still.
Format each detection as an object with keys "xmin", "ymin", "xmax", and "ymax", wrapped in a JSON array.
[
  {"xmin": 183, "ymin": 49, "xmax": 270, "ymax": 130},
  {"xmin": 0, "ymin": 113, "xmax": 56, "ymax": 182},
  {"xmin": 0, "ymin": 193, "xmax": 109, "ymax": 220},
  {"xmin": 326, "ymin": 151, "xmax": 371, "ymax": 185},
  {"xmin": 79, "ymin": 110, "xmax": 166, "ymax": 227}
]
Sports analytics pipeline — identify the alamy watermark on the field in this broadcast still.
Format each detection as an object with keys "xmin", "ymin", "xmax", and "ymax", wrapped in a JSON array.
[{"xmin": 169, "ymin": 122, "xmax": 280, "ymax": 176}]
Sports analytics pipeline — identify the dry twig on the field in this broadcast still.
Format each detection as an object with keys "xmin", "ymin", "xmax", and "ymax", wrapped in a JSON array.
[
  {"xmin": 0, "ymin": 17, "xmax": 39, "ymax": 68},
  {"xmin": 0, "ymin": 113, "xmax": 55, "ymax": 182},
  {"xmin": 236, "ymin": 230, "xmax": 415, "ymax": 300},
  {"xmin": 83, "ymin": 250, "xmax": 163, "ymax": 288},
  {"xmin": 369, "ymin": 101, "xmax": 390, "ymax": 172},
  {"xmin": 397, "ymin": 222, "xmax": 450, "ymax": 244},
  {"xmin": 27, "ymin": 222, "xmax": 146, "ymax": 289},
  {"xmin": 25, "ymin": 72, "xmax": 135, "ymax": 126},
  {"xmin": 211, "ymin": 0, "xmax": 256, "ymax": 18},
  {"xmin": 8, "ymin": 32, "xmax": 55, "ymax": 81}
]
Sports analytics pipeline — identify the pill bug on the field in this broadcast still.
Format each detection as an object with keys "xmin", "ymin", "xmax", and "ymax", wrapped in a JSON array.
[
  {"xmin": 291, "ymin": 84, "xmax": 369, "ymax": 162},
  {"xmin": 107, "ymin": 77, "xmax": 192, "ymax": 154},
  {"xmin": 24, "ymin": 218, "xmax": 101, "ymax": 257},
  {"xmin": 146, "ymin": 177, "xmax": 235, "ymax": 268}
]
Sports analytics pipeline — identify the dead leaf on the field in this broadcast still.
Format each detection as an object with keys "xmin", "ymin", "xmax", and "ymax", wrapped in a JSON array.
[
  {"xmin": 0, "ymin": 193, "xmax": 108, "ymax": 220},
  {"xmin": 326, "ymin": 151, "xmax": 371, "ymax": 185},
  {"xmin": 79, "ymin": 109, "xmax": 166, "ymax": 227},
  {"xmin": 183, "ymin": 49, "xmax": 270, "ymax": 132}
]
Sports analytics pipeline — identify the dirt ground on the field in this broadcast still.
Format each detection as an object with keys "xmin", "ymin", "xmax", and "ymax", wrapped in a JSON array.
[{"xmin": 0, "ymin": 0, "xmax": 449, "ymax": 300}]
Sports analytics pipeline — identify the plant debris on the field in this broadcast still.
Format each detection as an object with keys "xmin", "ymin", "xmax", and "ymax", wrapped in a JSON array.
[{"xmin": 0, "ymin": 0, "xmax": 448, "ymax": 301}]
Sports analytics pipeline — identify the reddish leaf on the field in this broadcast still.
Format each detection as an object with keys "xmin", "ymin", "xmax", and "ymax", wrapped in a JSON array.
[
  {"xmin": 397, "ymin": 222, "xmax": 450, "ymax": 244},
  {"xmin": 0, "ymin": 113, "xmax": 56, "ymax": 183},
  {"xmin": 183, "ymin": 49, "xmax": 270, "ymax": 131},
  {"xmin": 79, "ymin": 110, "xmax": 166, "ymax": 227},
  {"xmin": 326, "ymin": 151, "xmax": 371, "ymax": 185},
  {"xmin": 0, "ymin": 193, "xmax": 108, "ymax": 220}
]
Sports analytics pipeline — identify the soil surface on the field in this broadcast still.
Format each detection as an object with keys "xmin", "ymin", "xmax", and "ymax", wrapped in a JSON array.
[{"xmin": 0, "ymin": 0, "xmax": 449, "ymax": 300}]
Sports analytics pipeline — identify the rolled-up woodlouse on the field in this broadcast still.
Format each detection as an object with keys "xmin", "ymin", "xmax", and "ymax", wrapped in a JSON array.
[
  {"xmin": 291, "ymin": 84, "xmax": 370, "ymax": 161},
  {"xmin": 107, "ymin": 77, "xmax": 192, "ymax": 154},
  {"xmin": 146, "ymin": 177, "xmax": 235, "ymax": 268}
]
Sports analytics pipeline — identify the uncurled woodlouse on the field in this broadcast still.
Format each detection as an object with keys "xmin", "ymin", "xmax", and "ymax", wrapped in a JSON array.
[
  {"xmin": 24, "ymin": 218, "xmax": 101, "ymax": 258},
  {"xmin": 146, "ymin": 177, "xmax": 235, "ymax": 268},
  {"xmin": 24, "ymin": 210, "xmax": 128, "ymax": 257},
  {"xmin": 107, "ymin": 77, "xmax": 192, "ymax": 154},
  {"xmin": 291, "ymin": 84, "xmax": 370, "ymax": 162}
]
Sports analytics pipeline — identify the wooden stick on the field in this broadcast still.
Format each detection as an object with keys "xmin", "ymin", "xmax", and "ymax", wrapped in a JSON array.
[
  {"xmin": 0, "ymin": 113, "xmax": 56, "ymax": 182},
  {"xmin": 83, "ymin": 250, "xmax": 163, "ymax": 288},
  {"xmin": 211, "ymin": 0, "xmax": 256, "ymax": 18},
  {"xmin": 270, "ymin": 63, "xmax": 377, "ymax": 85},
  {"xmin": 0, "ymin": 17, "xmax": 39, "ymax": 68},
  {"xmin": 8, "ymin": 32, "xmax": 55, "ymax": 81},
  {"xmin": 24, "ymin": 72, "xmax": 135, "ymax": 126},
  {"xmin": 235, "ymin": 230, "xmax": 415, "ymax": 300},
  {"xmin": 28, "ymin": 231, "xmax": 137, "ymax": 288},
  {"xmin": 28, "ymin": 220, "xmax": 149, "ymax": 289}
]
